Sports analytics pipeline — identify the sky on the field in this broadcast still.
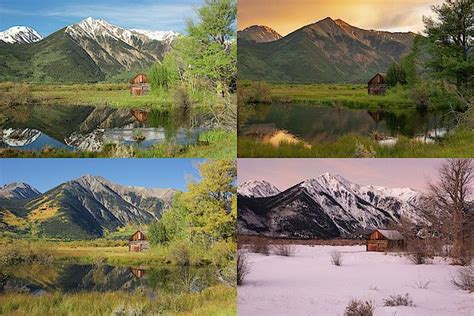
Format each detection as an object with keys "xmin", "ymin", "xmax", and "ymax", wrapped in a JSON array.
[
  {"xmin": 238, "ymin": 0, "xmax": 444, "ymax": 35},
  {"xmin": 0, "ymin": 0, "xmax": 202, "ymax": 36},
  {"xmin": 0, "ymin": 159, "xmax": 204, "ymax": 193},
  {"xmin": 238, "ymin": 159, "xmax": 445, "ymax": 193}
]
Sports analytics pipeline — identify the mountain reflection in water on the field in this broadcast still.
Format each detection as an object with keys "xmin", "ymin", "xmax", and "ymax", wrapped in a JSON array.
[{"xmin": 0, "ymin": 105, "xmax": 211, "ymax": 151}]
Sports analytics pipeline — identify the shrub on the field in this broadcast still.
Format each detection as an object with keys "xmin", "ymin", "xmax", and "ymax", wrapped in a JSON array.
[
  {"xmin": 237, "ymin": 250, "xmax": 250, "ymax": 286},
  {"xmin": 239, "ymin": 81, "xmax": 272, "ymax": 104},
  {"xmin": 248, "ymin": 239, "xmax": 270, "ymax": 256},
  {"xmin": 383, "ymin": 294, "xmax": 414, "ymax": 307},
  {"xmin": 273, "ymin": 244, "xmax": 295, "ymax": 257},
  {"xmin": 354, "ymin": 142, "xmax": 376, "ymax": 158},
  {"xmin": 0, "ymin": 84, "xmax": 34, "ymax": 106},
  {"xmin": 451, "ymin": 266, "xmax": 473, "ymax": 292},
  {"xmin": 331, "ymin": 251, "xmax": 343, "ymax": 266},
  {"xmin": 167, "ymin": 240, "xmax": 191, "ymax": 267},
  {"xmin": 0, "ymin": 243, "xmax": 52, "ymax": 265},
  {"xmin": 344, "ymin": 299, "xmax": 374, "ymax": 316},
  {"xmin": 410, "ymin": 252, "xmax": 428, "ymax": 265},
  {"xmin": 173, "ymin": 85, "xmax": 192, "ymax": 108}
]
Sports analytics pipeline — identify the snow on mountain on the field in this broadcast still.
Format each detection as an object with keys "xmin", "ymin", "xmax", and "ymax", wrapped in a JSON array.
[
  {"xmin": 3, "ymin": 128, "xmax": 42, "ymax": 147},
  {"xmin": 0, "ymin": 182, "xmax": 41, "ymax": 200},
  {"xmin": 238, "ymin": 173, "xmax": 425, "ymax": 238},
  {"xmin": 300, "ymin": 173, "xmax": 423, "ymax": 235},
  {"xmin": 238, "ymin": 180, "xmax": 281, "ymax": 198},
  {"xmin": 64, "ymin": 17, "xmax": 176, "ymax": 71},
  {"xmin": 66, "ymin": 17, "xmax": 178, "ymax": 47},
  {"xmin": 0, "ymin": 26, "xmax": 42, "ymax": 44},
  {"xmin": 131, "ymin": 29, "xmax": 179, "ymax": 43}
]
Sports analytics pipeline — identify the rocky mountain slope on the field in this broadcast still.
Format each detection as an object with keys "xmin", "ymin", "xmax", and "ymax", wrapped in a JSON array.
[
  {"xmin": 238, "ymin": 17, "xmax": 416, "ymax": 83},
  {"xmin": 0, "ymin": 18, "xmax": 178, "ymax": 82},
  {"xmin": 0, "ymin": 182, "xmax": 41, "ymax": 200},
  {"xmin": 238, "ymin": 180, "xmax": 281, "ymax": 198},
  {"xmin": 238, "ymin": 25, "xmax": 282, "ymax": 43},
  {"xmin": 238, "ymin": 173, "xmax": 424, "ymax": 238},
  {"xmin": 0, "ymin": 26, "xmax": 42, "ymax": 44},
  {"xmin": 0, "ymin": 175, "xmax": 178, "ymax": 239}
]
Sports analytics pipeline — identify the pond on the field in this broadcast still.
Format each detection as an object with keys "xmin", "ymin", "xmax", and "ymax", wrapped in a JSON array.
[
  {"xmin": 240, "ymin": 103, "xmax": 458, "ymax": 145},
  {"xmin": 0, "ymin": 105, "xmax": 212, "ymax": 152},
  {"xmin": 0, "ymin": 263, "xmax": 219, "ymax": 295}
]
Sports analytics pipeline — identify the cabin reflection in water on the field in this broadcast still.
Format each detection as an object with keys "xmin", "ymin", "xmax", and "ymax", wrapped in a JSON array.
[
  {"xmin": 131, "ymin": 109, "xmax": 150, "ymax": 124},
  {"xmin": 130, "ymin": 268, "xmax": 147, "ymax": 279}
]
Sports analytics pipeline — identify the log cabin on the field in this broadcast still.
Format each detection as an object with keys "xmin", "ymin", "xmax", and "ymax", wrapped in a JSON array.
[
  {"xmin": 368, "ymin": 73, "xmax": 388, "ymax": 95},
  {"xmin": 129, "ymin": 230, "xmax": 150, "ymax": 252},
  {"xmin": 130, "ymin": 74, "xmax": 151, "ymax": 96},
  {"xmin": 367, "ymin": 229, "xmax": 405, "ymax": 252}
]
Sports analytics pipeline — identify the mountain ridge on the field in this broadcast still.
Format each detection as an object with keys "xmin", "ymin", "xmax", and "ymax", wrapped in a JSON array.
[
  {"xmin": 238, "ymin": 17, "xmax": 417, "ymax": 83},
  {"xmin": 0, "ymin": 17, "xmax": 179, "ymax": 82},
  {"xmin": 238, "ymin": 173, "xmax": 424, "ymax": 238},
  {"xmin": 0, "ymin": 175, "xmax": 179, "ymax": 239}
]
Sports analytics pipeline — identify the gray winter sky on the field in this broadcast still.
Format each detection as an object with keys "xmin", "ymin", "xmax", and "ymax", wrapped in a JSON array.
[{"xmin": 238, "ymin": 159, "xmax": 446, "ymax": 193}]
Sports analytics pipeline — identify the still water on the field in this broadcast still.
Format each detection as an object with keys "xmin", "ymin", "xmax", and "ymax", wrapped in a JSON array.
[
  {"xmin": 0, "ymin": 105, "xmax": 212, "ymax": 151},
  {"xmin": 1, "ymin": 263, "xmax": 218, "ymax": 295},
  {"xmin": 241, "ymin": 103, "xmax": 457, "ymax": 144}
]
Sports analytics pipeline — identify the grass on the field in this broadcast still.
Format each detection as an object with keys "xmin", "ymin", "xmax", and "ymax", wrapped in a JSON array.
[
  {"xmin": 0, "ymin": 285, "xmax": 236, "ymax": 316},
  {"xmin": 238, "ymin": 129, "xmax": 474, "ymax": 158},
  {"xmin": 0, "ymin": 82, "xmax": 217, "ymax": 109},
  {"xmin": 268, "ymin": 83, "xmax": 415, "ymax": 109},
  {"xmin": 0, "ymin": 129, "xmax": 236, "ymax": 159}
]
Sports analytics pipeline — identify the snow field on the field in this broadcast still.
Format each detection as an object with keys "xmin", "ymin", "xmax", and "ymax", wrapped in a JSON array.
[{"xmin": 238, "ymin": 245, "xmax": 473, "ymax": 316}]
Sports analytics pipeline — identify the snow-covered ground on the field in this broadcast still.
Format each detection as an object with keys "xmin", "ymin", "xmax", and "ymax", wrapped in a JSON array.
[{"xmin": 238, "ymin": 245, "xmax": 473, "ymax": 316}]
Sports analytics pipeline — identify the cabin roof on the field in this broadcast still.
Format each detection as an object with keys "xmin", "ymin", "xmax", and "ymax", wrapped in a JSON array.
[
  {"xmin": 130, "ymin": 73, "xmax": 149, "ymax": 84},
  {"xmin": 374, "ymin": 229, "xmax": 404, "ymax": 240},
  {"xmin": 368, "ymin": 73, "xmax": 386, "ymax": 85},
  {"xmin": 129, "ymin": 230, "xmax": 147, "ymax": 241}
]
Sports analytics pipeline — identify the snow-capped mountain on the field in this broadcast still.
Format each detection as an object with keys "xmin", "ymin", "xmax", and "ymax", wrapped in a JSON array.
[
  {"xmin": 238, "ymin": 25, "xmax": 282, "ymax": 43},
  {"xmin": 131, "ymin": 29, "xmax": 180, "ymax": 43},
  {"xmin": 238, "ymin": 180, "xmax": 281, "ymax": 198},
  {"xmin": 64, "ymin": 17, "xmax": 177, "ymax": 72},
  {"xmin": 238, "ymin": 173, "xmax": 424, "ymax": 238},
  {"xmin": 0, "ymin": 26, "xmax": 42, "ymax": 44},
  {"xmin": 0, "ymin": 182, "xmax": 41, "ymax": 200}
]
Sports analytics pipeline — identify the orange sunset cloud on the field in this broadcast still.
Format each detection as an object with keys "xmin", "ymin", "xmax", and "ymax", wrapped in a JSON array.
[{"xmin": 238, "ymin": 0, "xmax": 444, "ymax": 35}]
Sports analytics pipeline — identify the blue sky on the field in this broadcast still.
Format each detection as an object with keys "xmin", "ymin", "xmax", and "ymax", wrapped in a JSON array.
[
  {"xmin": 0, "ymin": 159, "xmax": 204, "ymax": 192},
  {"xmin": 0, "ymin": 0, "xmax": 202, "ymax": 36}
]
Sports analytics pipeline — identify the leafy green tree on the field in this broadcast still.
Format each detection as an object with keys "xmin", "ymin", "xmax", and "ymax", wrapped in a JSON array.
[
  {"xmin": 386, "ymin": 63, "xmax": 408, "ymax": 87},
  {"xmin": 423, "ymin": 0, "xmax": 474, "ymax": 89},
  {"xmin": 148, "ymin": 220, "xmax": 169, "ymax": 245},
  {"xmin": 182, "ymin": 159, "xmax": 237, "ymax": 241},
  {"xmin": 174, "ymin": 0, "xmax": 237, "ymax": 92},
  {"xmin": 148, "ymin": 56, "xmax": 178, "ymax": 92}
]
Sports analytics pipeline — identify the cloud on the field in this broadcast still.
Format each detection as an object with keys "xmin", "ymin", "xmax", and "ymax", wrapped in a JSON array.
[
  {"xmin": 238, "ymin": 0, "xmax": 444, "ymax": 35},
  {"xmin": 1, "ymin": 3, "xmax": 197, "ymax": 30}
]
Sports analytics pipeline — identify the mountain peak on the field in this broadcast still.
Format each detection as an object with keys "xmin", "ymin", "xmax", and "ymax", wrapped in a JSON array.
[
  {"xmin": 238, "ymin": 25, "xmax": 282, "ymax": 43},
  {"xmin": 0, "ymin": 26, "xmax": 42, "ymax": 44},
  {"xmin": 238, "ymin": 180, "xmax": 281, "ymax": 198},
  {"xmin": 0, "ymin": 182, "xmax": 41, "ymax": 199}
]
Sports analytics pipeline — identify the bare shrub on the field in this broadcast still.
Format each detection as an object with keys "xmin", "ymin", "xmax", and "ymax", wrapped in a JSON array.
[
  {"xmin": 331, "ymin": 251, "xmax": 343, "ymax": 266},
  {"xmin": 237, "ymin": 250, "xmax": 250, "ymax": 286},
  {"xmin": 451, "ymin": 266, "xmax": 473, "ymax": 292},
  {"xmin": 273, "ymin": 244, "xmax": 295, "ymax": 257},
  {"xmin": 344, "ymin": 299, "xmax": 374, "ymax": 316},
  {"xmin": 383, "ymin": 294, "xmax": 414, "ymax": 307},
  {"xmin": 410, "ymin": 252, "xmax": 428, "ymax": 265},
  {"xmin": 413, "ymin": 276, "xmax": 431, "ymax": 289},
  {"xmin": 248, "ymin": 239, "xmax": 270, "ymax": 256}
]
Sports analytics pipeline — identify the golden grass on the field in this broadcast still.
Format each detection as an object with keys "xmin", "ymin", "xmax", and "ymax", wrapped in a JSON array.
[
  {"xmin": 28, "ymin": 205, "xmax": 59, "ymax": 222},
  {"xmin": 2, "ymin": 210, "xmax": 28, "ymax": 228}
]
